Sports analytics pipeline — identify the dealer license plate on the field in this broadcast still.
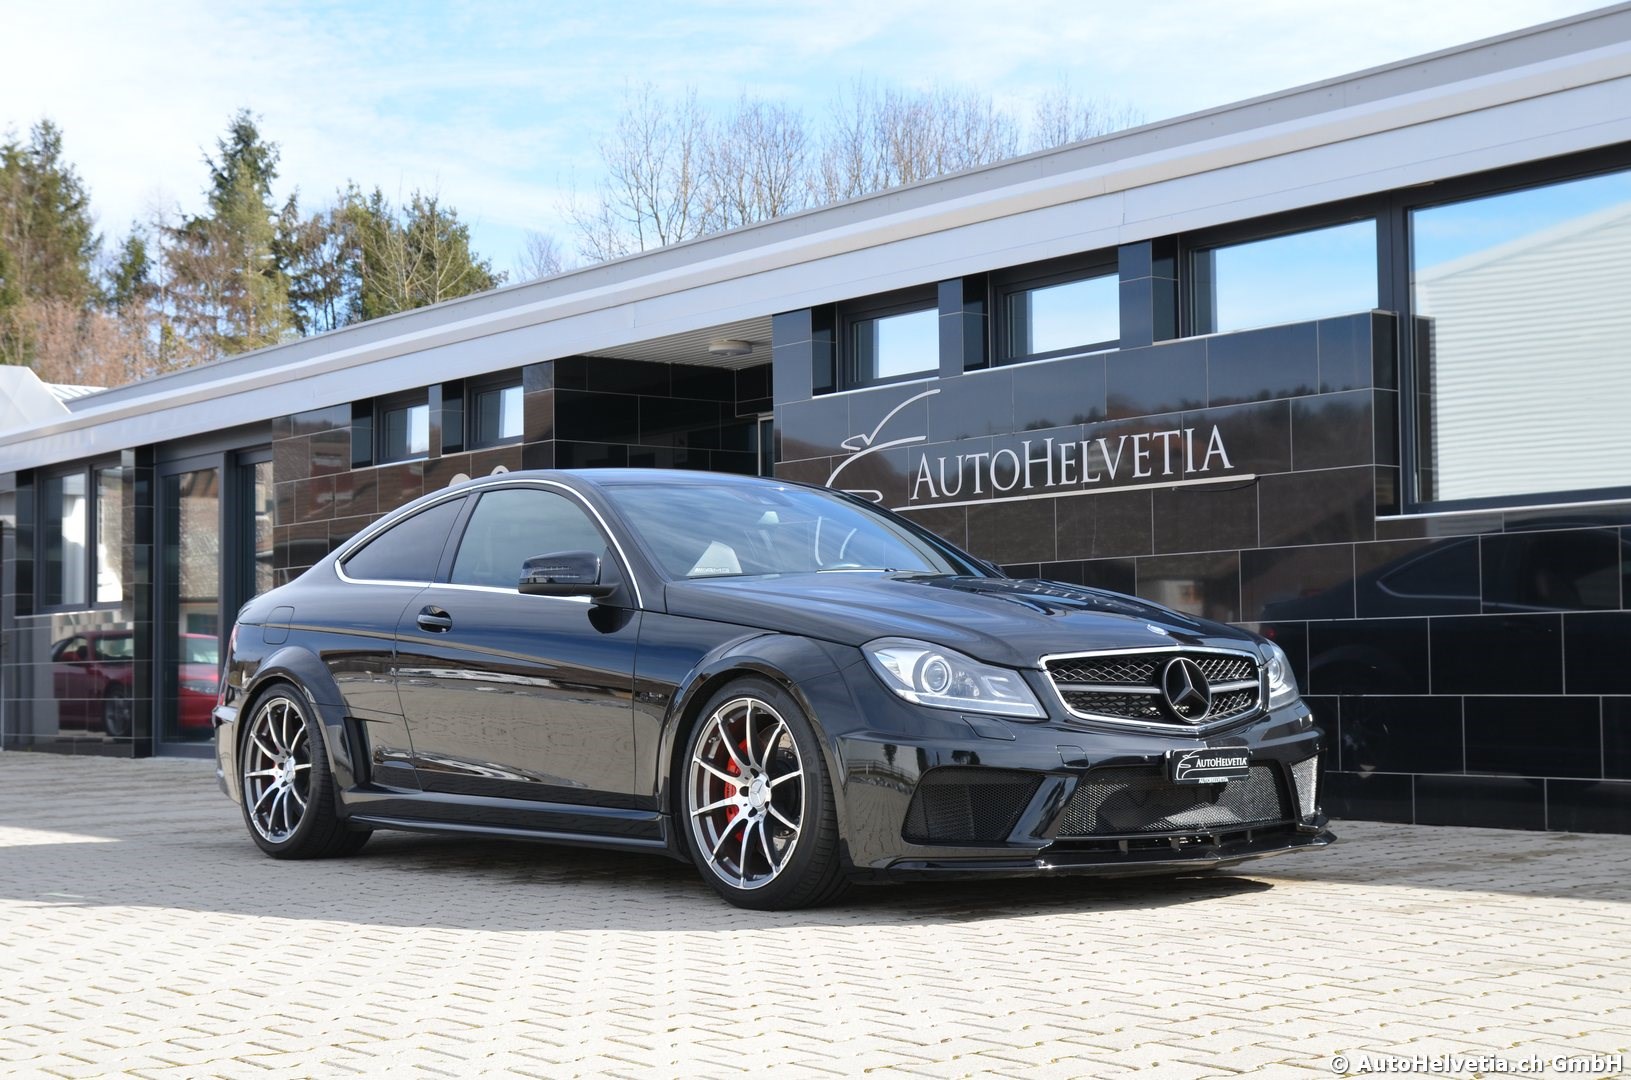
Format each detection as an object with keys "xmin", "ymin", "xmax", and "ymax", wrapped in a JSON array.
[{"xmin": 1167, "ymin": 747, "xmax": 1251, "ymax": 785}]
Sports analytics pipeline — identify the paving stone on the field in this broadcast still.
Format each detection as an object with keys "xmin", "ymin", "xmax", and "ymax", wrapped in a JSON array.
[{"xmin": 1, "ymin": 753, "xmax": 1629, "ymax": 1079}]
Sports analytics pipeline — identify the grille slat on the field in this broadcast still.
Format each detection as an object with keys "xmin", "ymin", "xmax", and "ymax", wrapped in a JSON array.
[
  {"xmin": 1044, "ymin": 649, "xmax": 1263, "ymax": 728},
  {"xmin": 1058, "ymin": 765, "xmax": 1291, "ymax": 837}
]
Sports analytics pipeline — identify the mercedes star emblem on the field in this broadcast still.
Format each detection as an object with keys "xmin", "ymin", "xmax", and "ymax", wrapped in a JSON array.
[{"xmin": 1161, "ymin": 657, "xmax": 1213, "ymax": 722}]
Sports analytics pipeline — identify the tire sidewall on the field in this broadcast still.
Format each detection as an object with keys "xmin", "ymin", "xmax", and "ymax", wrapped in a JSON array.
[
  {"xmin": 102, "ymin": 687, "xmax": 131, "ymax": 739},
  {"xmin": 679, "ymin": 676, "xmax": 838, "ymax": 908},
  {"xmin": 239, "ymin": 686, "xmax": 332, "ymax": 857}
]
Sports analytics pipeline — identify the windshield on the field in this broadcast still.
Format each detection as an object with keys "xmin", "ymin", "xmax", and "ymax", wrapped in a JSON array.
[
  {"xmin": 600, "ymin": 481, "xmax": 987, "ymax": 581},
  {"xmin": 184, "ymin": 636, "xmax": 219, "ymax": 666}
]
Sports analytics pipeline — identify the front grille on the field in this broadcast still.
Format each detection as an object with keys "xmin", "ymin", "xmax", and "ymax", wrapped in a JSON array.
[
  {"xmin": 903, "ymin": 767, "xmax": 1042, "ymax": 845},
  {"xmin": 1056, "ymin": 765, "xmax": 1291, "ymax": 837},
  {"xmin": 1290, "ymin": 755, "xmax": 1319, "ymax": 818},
  {"xmin": 1044, "ymin": 648, "xmax": 1262, "ymax": 728}
]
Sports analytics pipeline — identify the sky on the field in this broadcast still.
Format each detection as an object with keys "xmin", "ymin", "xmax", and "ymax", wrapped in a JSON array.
[{"xmin": 0, "ymin": 0, "xmax": 1609, "ymax": 281}]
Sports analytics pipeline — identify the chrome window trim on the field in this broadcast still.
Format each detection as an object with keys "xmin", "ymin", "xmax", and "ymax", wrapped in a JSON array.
[
  {"xmin": 333, "ymin": 477, "xmax": 643, "ymax": 608},
  {"xmin": 1038, "ymin": 644, "xmax": 1267, "ymax": 734}
]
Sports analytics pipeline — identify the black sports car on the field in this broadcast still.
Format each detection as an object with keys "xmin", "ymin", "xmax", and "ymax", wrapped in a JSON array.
[{"xmin": 214, "ymin": 469, "xmax": 1332, "ymax": 909}]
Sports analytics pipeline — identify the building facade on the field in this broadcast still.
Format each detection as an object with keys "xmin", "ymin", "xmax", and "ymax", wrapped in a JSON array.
[{"xmin": 4, "ymin": 7, "xmax": 1631, "ymax": 834}]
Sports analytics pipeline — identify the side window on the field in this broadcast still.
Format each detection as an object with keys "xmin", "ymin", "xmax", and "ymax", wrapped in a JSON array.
[
  {"xmin": 451, "ymin": 488, "xmax": 608, "ymax": 590},
  {"xmin": 341, "ymin": 497, "xmax": 466, "ymax": 583}
]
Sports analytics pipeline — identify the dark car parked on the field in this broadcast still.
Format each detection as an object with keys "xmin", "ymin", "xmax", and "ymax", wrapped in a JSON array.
[{"xmin": 214, "ymin": 470, "xmax": 1331, "ymax": 909}]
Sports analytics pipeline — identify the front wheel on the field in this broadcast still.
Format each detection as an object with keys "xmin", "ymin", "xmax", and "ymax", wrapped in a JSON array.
[
  {"xmin": 681, "ymin": 678, "xmax": 849, "ymax": 910},
  {"xmin": 239, "ymin": 686, "xmax": 370, "ymax": 859}
]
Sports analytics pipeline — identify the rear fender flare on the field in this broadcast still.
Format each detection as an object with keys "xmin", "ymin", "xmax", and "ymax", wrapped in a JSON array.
[{"xmin": 239, "ymin": 646, "xmax": 361, "ymax": 790}]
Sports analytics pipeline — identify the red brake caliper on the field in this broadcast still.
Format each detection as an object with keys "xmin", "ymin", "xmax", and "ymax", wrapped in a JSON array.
[{"xmin": 722, "ymin": 738, "xmax": 749, "ymax": 823}]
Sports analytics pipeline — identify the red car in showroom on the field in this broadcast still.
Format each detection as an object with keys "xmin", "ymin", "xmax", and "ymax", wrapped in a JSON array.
[{"xmin": 51, "ymin": 631, "xmax": 219, "ymax": 738}]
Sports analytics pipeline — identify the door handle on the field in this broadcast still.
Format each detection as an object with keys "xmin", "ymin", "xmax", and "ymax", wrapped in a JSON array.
[{"xmin": 416, "ymin": 607, "xmax": 453, "ymax": 633}]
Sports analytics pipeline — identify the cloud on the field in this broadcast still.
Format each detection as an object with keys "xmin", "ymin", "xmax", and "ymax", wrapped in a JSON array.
[{"xmin": 1, "ymin": 0, "xmax": 1605, "ymax": 273}]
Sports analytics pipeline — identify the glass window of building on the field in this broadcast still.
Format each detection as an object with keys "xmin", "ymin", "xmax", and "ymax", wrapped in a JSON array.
[
  {"xmin": 1002, "ymin": 272, "xmax": 1118, "ymax": 360},
  {"xmin": 378, "ymin": 397, "xmax": 430, "ymax": 462},
  {"xmin": 1193, "ymin": 220, "xmax": 1378, "ymax": 334},
  {"xmin": 1411, "ymin": 167, "xmax": 1631, "ymax": 504},
  {"xmin": 848, "ymin": 306, "xmax": 938, "ymax": 386},
  {"xmin": 471, "ymin": 382, "xmax": 523, "ymax": 447},
  {"xmin": 41, "ymin": 471, "xmax": 89, "ymax": 608},
  {"xmin": 95, "ymin": 466, "xmax": 124, "ymax": 604}
]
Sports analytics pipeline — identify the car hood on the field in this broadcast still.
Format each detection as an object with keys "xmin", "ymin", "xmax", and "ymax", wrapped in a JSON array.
[{"xmin": 662, "ymin": 573, "xmax": 1259, "ymax": 669}]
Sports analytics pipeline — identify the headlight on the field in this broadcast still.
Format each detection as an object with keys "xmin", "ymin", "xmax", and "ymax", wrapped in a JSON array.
[
  {"xmin": 1262, "ymin": 641, "xmax": 1300, "ymax": 709},
  {"xmin": 863, "ymin": 638, "xmax": 1045, "ymax": 719}
]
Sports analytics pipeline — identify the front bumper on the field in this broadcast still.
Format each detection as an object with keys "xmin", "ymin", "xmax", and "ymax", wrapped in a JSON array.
[
  {"xmin": 827, "ymin": 656, "xmax": 1333, "ymax": 879},
  {"xmin": 877, "ymin": 822, "xmax": 1335, "ymax": 880}
]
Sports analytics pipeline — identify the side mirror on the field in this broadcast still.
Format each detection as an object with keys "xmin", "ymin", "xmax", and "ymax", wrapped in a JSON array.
[{"xmin": 518, "ymin": 551, "xmax": 617, "ymax": 599}]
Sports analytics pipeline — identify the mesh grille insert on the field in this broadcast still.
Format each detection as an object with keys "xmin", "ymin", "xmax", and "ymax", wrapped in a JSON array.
[
  {"xmin": 903, "ymin": 768, "xmax": 1042, "ymax": 845},
  {"xmin": 1045, "ymin": 649, "xmax": 1262, "ymax": 727},
  {"xmin": 1057, "ymin": 765, "xmax": 1290, "ymax": 837},
  {"xmin": 1290, "ymin": 756, "xmax": 1319, "ymax": 818}
]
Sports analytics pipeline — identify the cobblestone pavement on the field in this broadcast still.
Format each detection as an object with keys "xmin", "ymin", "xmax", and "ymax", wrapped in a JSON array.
[{"xmin": 1, "ymin": 753, "xmax": 1629, "ymax": 1079}]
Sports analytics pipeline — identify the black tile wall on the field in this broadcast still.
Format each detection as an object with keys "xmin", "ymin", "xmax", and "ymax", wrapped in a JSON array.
[
  {"xmin": 1464, "ymin": 695, "xmax": 1600, "ymax": 779},
  {"xmin": 1339, "ymin": 695, "xmax": 1463, "ymax": 775},
  {"xmin": 1206, "ymin": 323, "xmax": 1319, "ymax": 406},
  {"xmin": 1414, "ymin": 775, "xmax": 1546, "ymax": 830},
  {"xmin": 1308, "ymin": 618, "xmax": 1429, "ymax": 694},
  {"xmin": 1431, "ymin": 614, "xmax": 1561, "ymax": 695}
]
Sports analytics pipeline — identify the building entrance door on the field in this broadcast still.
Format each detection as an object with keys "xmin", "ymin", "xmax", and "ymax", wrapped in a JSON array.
[{"xmin": 156, "ymin": 449, "xmax": 273, "ymax": 755}]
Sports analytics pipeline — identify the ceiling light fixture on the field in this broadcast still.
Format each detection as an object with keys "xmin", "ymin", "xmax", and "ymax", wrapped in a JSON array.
[{"xmin": 707, "ymin": 338, "xmax": 754, "ymax": 358}]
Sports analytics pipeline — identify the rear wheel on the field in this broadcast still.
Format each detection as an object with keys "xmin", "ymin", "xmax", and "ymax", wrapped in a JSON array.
[
  {"xmin": 240, "ymin": 686, "xmax": 370, "ymax": 859},
  {"xmin": 101, "ymin": 686, "xmax": 132, "ymax": 739},
  {"xmin": 681, "ymin": 678, "xmax": 848, "ymax": 910}
]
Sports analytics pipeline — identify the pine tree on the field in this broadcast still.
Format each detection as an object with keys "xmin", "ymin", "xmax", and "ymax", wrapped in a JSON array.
[
  {"xmin": 0, "ymin": 120, "xmax": 101, "ymax": 364},
  {"xmin": 165, "ymin": 110, "xmax": 293, "ymax": 358}
]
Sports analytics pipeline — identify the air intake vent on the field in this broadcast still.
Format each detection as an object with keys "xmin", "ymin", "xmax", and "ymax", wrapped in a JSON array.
[
  {"xmin": 902, "ymin": 768, "xmax": 1042, "ymax": 845},
  {"xmin": 1290, "ymin": 756, "xmax": 1320, "ymax": 819},
  {"xmin": 1057, "ymin": 765, "xmax": 1290, "ymax": 837}
]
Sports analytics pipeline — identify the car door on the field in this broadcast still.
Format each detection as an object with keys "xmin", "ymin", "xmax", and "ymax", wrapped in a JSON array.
[
  {"xmin": 323, "ymin": 494, "xmax": 472, "ymax": 788},
  {"xmin": 393, "ymin": 482, "xmax": 643, "ymax": 813}
]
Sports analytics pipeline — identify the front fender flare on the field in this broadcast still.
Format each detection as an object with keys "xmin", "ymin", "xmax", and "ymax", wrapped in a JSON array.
[{"xmin": 656, "ymin": 634, "xmax": 860, "ymax": 856}]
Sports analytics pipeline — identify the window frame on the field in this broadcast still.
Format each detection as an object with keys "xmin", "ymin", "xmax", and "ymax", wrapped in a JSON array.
[
  {"xmin": 837, "ymin": 286, "xmax": 940, "ymax": 390},
  {"xmin": 375, "ymin": 390, "xmax": 432, "ymax": 464},
  {"xmin": 464, "ymin": 371, "xmax": 525, "ymax": 450},
  {"xmin": 36, "ymin": 459, "xmax": 124, "ymax": 614},
  {"xmin": 1393, "ymin": 144, "xmax": 1631, "ymax": 515},
  {"xmin": 1181, "ymin": 202, "xmax": 1384, "ymax": 338},
  {"xmin": 991, "ymin": 252, "xmax": 1119, "ymax": 365}
]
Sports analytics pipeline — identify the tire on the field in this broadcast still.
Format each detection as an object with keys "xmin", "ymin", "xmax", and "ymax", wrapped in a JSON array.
[
  {"xmin": 238, "ymin": 685, "xmax": 371, "ymax": 860},
  {"xmin": 679, "ymin": 677, "xmax": 849, "ymax": 910},
  {"xmin": 102, "ymin": 686, "xmax": 132, "ymax": 739}
]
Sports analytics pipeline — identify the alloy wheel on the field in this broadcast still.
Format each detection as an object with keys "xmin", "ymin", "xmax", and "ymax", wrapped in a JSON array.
[
  {"xmin": 242, "ymin": 695, "xmax": 312, "ymax": 844},
  {"xmin": 686, "ymin": 696, "xmax": 805, "ymax": 891}
]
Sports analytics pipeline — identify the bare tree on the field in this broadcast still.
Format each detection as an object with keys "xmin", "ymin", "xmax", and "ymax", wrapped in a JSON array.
[
  {"xmin": 570, "ymin": 83, "xmax": 712, "ymax": 261},
  {"xmin": 704, "ymin": 96, "xmax": 810, "ymax": 233},
  {"xmin": 519, "ymin": 230, "xmax": 571, "ymax": 279},
  {"xmin": 570, "ymin": 78, "xmax": 1138, "ymax": 262},
  {"xmin": 17, "ymin": 296, "xmax": 153, "ymax": 387},
  {"xmin": 1029, "ymin": 78, "xmax": 1143, "ymax": 151},
  {"xmin": 814, "ymin": 82, "xmax": 1020, "ymax": 204}
]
